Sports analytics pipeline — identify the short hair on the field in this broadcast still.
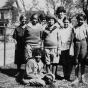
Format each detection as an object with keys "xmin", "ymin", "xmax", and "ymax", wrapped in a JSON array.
[
  {"xmin": 32, "ymin": 48, "xmax": 43, "ymax": 57},
  {"xmin": 19, "ymin": 15, "xmax": 26, "ymax": 21},
  {"xmin": 76, "ymin": 14, "xmax": 86, "ymax": 21},
  {"xmin": 30, "ymin": 13, "xmax": 39, "ymax": 21}
]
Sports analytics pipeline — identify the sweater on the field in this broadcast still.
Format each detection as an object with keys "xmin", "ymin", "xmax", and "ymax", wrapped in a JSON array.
[
  {"xmin": 26, "ymin": 58, "xmax": 44, "ymax": 79},
  {"xmin": 42, "ymin": 25, "xmax": 60, "ymax": 48},
  {"xmin": 24, "ymin": 23, "xmax": 43, "ymax": 45}
]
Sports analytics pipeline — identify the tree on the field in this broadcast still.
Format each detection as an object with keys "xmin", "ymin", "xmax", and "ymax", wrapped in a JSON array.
[
  {"xmin": 82, "ymin": 0, "xmax": 88, "ymax": 23},
  {"xmin": 3, "ymin": 0, "xmax": 21, "ymax": 23}
]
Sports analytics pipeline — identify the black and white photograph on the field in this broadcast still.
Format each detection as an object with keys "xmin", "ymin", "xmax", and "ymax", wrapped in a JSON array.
[{"xmin": 0, "ymin": 0, "xmax": 88, "ymax": 88}]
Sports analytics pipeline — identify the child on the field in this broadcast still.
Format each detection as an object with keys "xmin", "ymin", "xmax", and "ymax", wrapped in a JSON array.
[
  {"xmin": 22, "ymin": 48, "xmax": 46, "ymax": 86},
  {"xmin": 59, "ymin": 17, "xmax": 74, "ymax": 81},
  {"xmin": 42, "ymin": 14, "xmax": 61, "ymax": 76},
  {"xmin": 72, "ymin": 14, "xmax": 88, "ymax": 84}
]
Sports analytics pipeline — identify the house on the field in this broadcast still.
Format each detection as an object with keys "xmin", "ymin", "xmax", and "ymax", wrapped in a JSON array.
[{"xmin": 0, "ymin": 0, "xmax": 21, "ymax": 35}]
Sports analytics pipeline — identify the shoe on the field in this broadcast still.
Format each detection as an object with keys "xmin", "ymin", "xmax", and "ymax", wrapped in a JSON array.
[{"xmin": 71, "ymin": 78, "xmax": 79, "ymax": 85}]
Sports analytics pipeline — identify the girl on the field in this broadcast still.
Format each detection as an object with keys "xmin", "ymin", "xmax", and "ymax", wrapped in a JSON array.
[
  {"xmin": 72, "ymin": 14, "xmax": 88, "ymax": 84},
  {"xmin": 42, "ymin": 14, "xmax": 61, "ymax": 76}
]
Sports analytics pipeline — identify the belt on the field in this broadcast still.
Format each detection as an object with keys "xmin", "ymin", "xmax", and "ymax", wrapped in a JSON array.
[{"xmin": 75, "ymin": 38, "xmax": 86, "ymax": 42}]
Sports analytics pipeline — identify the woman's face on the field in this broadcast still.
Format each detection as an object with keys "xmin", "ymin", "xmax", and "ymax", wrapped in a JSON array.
[
  {"xmin": 20, "ymin": 17, "xmax": 26, "ymax": 25},
  {"xmin": 32, "ymin": 15, "xmax": 38, "ymax": 25},
  {"xmin": 48, "ymin": 18, "xmax": 55, "ymax": 26},
  {"xmin": 63, "ymin": 20, "xmax": 70, "ymax": 28},
  {"xmin": 77, "ymin": 17, "xmax": 84, "ymax": 26},
  {"xmin": 57, "ymin": 12, "xmax": 65, "ymax": 19}
]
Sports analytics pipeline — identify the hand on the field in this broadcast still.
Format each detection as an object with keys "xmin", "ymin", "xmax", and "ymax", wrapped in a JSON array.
[{"xmin": 57, "ymin": 50, "xmax": 61, "ymax": 56}]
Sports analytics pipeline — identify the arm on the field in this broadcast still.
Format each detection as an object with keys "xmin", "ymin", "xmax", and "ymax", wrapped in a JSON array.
[
  {"xmin": 57, "ymin": 30, "xmax": 61, "ymax": 55},
  {"xmin": 26, "ymin": 60, "xmax": 36, "ymax": 78}
]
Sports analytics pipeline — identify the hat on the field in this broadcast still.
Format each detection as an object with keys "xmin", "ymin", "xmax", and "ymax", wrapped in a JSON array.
[
  {"xmin": 56, "ymin": 6, "xmax": 66, "ymax": 15},
  {"xmin": 47, "ymin": 14, "xmax": 57, "ymax": 22}
]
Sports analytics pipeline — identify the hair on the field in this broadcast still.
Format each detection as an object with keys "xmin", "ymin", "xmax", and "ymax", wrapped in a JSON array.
[
  {"xmin": 63, "ymin": 17, "xmax": 71, "ymax": 23},
  {"xmin": 46, "ymin": 15, "xmax": 57, "ymax": 23},
  {"xmin": 19, "ymin": 15, "xmax": 26, "ymax": 21},
  {"xmin": 76, "ymin": 14, "xmax": 86, "ymax": 21},
  {"xmin": 30, "ymin": 13, "xmax": 39, "ymax": 21},
  {"xmin": 32, "ymin": 48, "xmax": 43, "ymax": 57},
  {"xmin": 56, "ymin": 6, "xmax": 66, "ymax": 15}
]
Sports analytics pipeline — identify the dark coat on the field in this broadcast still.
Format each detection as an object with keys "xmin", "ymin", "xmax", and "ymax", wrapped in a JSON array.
[{"xmin": 13, "ymin": 25, "xmax": 26, "ymax": 65}]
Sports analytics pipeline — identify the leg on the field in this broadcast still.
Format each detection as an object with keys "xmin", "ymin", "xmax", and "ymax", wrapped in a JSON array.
[
  {"xmin": 75, "ymin": 63, "xmax": 79, "ymax": 78},
  {"xmin": 67, "ymin": 64, "xmax": 73, "ymax": 81},
  {"xmin": 63, "ymin": 65, "xmax": 68, "ymax": 80},
  {"xmin": 52, "ymin": 64, "xmax": 57, "ymax": 75},
  {"xmin": 44, "ymin": 48, "xmax": 51, "ymax": 73},
  {"xmin": 15, "ymin": 64, "xmax": 21, "ymax": 77},
  {"xmin": 80, "ymin": 40, "xmax": 87, "ymax": 82},
  {"xmin": 46, "ymin": 65, "xmax": 51, "ymax": 73},
  {"xmin": 73, "ymin": 42, "xmax": 80, "ymax": 82}
]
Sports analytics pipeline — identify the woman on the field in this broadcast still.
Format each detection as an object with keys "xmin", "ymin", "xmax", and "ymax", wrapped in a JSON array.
[
  {"xmin": 72, "ymin": 14, "xmax": 88, "ymax": 84},
  {"xmin": 24, "ymin": 13, "xmax": 43, "ymax": 61},
  {"xmin": 13, "ymin": 15, "xmax": 27, "ymax": 77},
  {"xmin": 60, "ymin": 17, "xmax": 74, "ymax": 81}
]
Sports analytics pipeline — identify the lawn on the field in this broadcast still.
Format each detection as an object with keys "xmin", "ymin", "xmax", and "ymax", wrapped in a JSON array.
[{"xmin": 0, "ymin": 42, "xmax": 88, "ymax": 88}]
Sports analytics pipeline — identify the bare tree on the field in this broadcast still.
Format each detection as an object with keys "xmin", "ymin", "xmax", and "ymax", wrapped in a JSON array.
[
  {"xmin": 82, "ymin": 0, "xmax": 88, "ymax": 23},
  {"xmin": 3, "ymin": 0, "xmax": 21, "ymax": 23}
]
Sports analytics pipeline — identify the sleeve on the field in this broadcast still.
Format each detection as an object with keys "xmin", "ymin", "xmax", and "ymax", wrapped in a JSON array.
[
  {"xmin": 12, "ymin": 29, "xmax": 16, "ymax": 39},
  {"xmin": 26, "ymin": 60, "xmax": 35, "ymax": 78}
]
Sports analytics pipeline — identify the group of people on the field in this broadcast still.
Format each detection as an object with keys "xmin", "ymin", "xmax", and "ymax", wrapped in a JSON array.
[{"xmin": 12, "ymin": 6, "xmax": 88, "ymax": 86}]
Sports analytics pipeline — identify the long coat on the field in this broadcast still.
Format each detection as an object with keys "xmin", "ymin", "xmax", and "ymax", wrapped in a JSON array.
[{"xmin": 13, "ymin": 25, "xmax": 26, "ymax": 65}]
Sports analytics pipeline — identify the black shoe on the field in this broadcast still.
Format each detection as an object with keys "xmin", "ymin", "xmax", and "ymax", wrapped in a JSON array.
[{"xmin": 55, "ymin": 74, "xmax": 64, "ymax": 80}]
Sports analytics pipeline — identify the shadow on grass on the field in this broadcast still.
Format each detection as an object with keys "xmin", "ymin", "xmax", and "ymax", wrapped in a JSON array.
[{"xmin": 0, "ymin": 67, "xmax": 18, "ymax": 77}]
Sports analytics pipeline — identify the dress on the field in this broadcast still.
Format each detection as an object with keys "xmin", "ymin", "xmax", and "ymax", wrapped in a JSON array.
[{"xmin": 13, "ymin": 25, "xmax": 26, "ymax": 65}]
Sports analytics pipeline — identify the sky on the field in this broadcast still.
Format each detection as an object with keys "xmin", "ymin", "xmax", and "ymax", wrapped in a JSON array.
[
  {"xmin": 0, "ymin": 0, "xmax": 65, "ymax": 14},
  {"xmin": 0, "ymin": 0, "xmax": 48, "ymax": 12},
  {"xmin": 0, "ymin": 0, "xmax": 7, "ymax": 8}
]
